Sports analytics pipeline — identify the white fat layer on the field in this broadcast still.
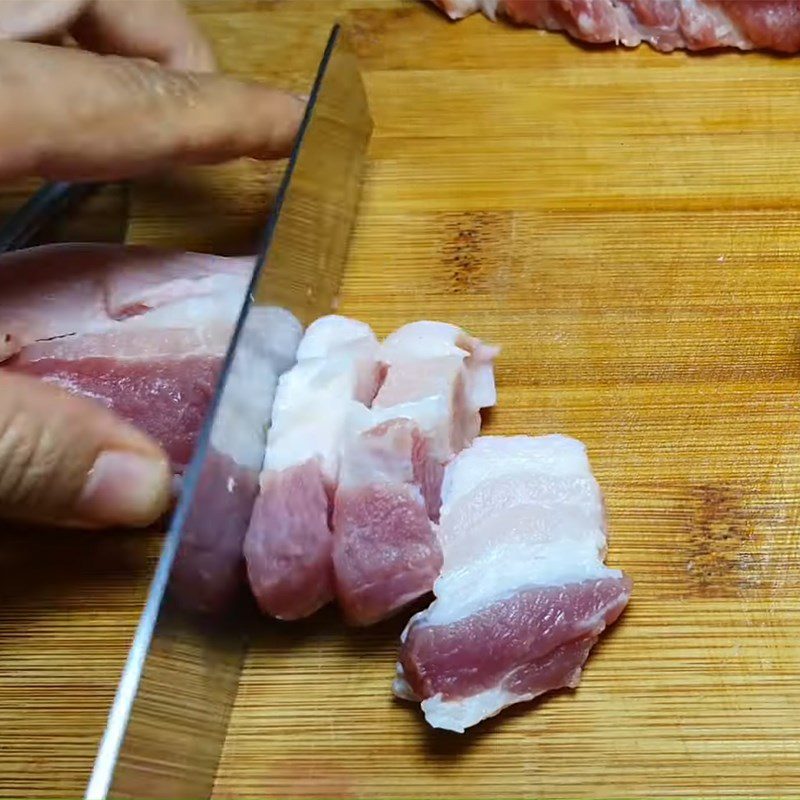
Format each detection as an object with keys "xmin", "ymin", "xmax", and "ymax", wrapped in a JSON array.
[
  {"xmin": 421, "ymin": 434, "xmax": 615, "ymax": 627},
  {"xmin": 263, "ymin": 315, "xmax": 380, "ymax": 481},
  {"xmin": 296, "ymin": 315, "xmax": 378, "ymax": 361},
  {"xmin": 436, "ymin": 0, "xmax": 480, "ymax": 20},
  {"xmin": 382, "ymin": 320, "xmax": 468, "ymax": 362},
  {"xmin": 441, "ymin": 434, "xmax": 590, "ymax": 516},
  {"xmin": 117, "ymin": 276, "xmax": 248, "ymax": 331},
  {"xmin": 360, "ymin": 395, "xmax": 454, "ymax": 463},
  {"xmin": 338, "ymin": 407, "xmax": 417, "ymax": 489},
  {"xmin": 374, "ymin": 321, "xmax": 498, "ymax": 462},
  {"xmin": 210, "ymin": 307, "xmax": 303, "ymax": 469},
  {"xmin": 420, "ymin": 687, "xmax": 524, "ymax": 733}
]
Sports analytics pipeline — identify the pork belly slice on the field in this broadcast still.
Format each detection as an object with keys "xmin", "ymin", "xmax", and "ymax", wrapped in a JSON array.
[
  {"xmin": 429, "ymin": 0, "xmax": 800, "ymax": 54},
  {"xmin": 332, "ymin": 322, "xmax": 498, "ymax": 626},
  {"xmin": 0, "ymin": 243, "xmax": 303, "ymax": 469},
  {"xmin": 375, "ymin": 321, "xmax": 498, "ymax": 469},
  {"xmin": 244, "ymin": 316, "xmax": 383, "ymax": 621},
  {"xmin": 395, "ymin": 435, "xmax": 632, "ymax": 732},
  {"xmin": 166, "ymin": 301, "xmax": 302, "ymax": 614},
  {"xmin": 332, "ymin": 414, "xmax": 444, "ymax": 626},
  {"xmin": 167, "ymin": 304, "xmax": 303, "ymax": 615}
]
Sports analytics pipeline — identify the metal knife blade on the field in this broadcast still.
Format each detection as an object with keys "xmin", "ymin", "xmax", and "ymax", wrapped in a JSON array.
[
  {"xmin": 85, "ymin": 24, "xmax": 372, "ymax": 799},
  {"xmin": 0, "ymin": 182, "xmax": 129, "ymax": 253}
]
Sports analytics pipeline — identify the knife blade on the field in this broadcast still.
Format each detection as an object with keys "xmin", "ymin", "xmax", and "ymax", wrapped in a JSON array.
[
  {"xmin": 0, "ymin": 182, "xmax": 129, "ymax": 252},
  {"xmin": 85, "ymin": 24, "xmax": 372, "ymax": 799}
]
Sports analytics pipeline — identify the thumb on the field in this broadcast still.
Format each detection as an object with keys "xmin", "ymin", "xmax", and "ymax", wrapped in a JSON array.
[{"xmin": 0, "ymin": 372, "xmax": 171, "ymax": 528}]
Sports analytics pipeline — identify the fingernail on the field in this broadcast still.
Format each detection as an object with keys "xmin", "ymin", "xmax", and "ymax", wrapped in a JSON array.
[
  {"xmin": 293, "ymin": 93, "xmax": 310, "ymax": 103},
  {"xmin": 76, "ymin": 451, "xmax": 171, "ymax": 527}
]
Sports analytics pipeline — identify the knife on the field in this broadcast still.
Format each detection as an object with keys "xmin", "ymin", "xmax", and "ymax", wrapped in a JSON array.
[
  {"xmin": 85, "ymin": 24, "xmax": 372, "ymax": 799},
  {"xmin": 0, "ymin": 182, "xmax": 129, "ymax": 253}
]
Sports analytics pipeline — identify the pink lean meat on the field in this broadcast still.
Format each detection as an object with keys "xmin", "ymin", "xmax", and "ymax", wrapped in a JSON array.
[
  {"xmin": 333, "ymin": 322, "xmax": 498, "ymax": 626},
  {"xmin": 243, "ymin": 315, "xmax": 384, "ymax": 621},
  {"xmin": 395, "ymin": 435, "xmax": 632, "ymax": 732},
  {"xmin": 430, "ymin": 0, "xmax": 800, "ymax": 54}
]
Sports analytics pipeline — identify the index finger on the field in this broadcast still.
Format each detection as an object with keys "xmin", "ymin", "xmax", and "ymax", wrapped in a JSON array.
[{"xmin": 0, "ymin": 42, "xmax": 306, "ymax": 182}]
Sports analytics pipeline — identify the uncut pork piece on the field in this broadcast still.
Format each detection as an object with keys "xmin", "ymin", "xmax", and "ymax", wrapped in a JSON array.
[
  {"xmin": 244, "ymin": 315, "xmax": 383, "ymax": 621},
  {"xmin": 333, "ymin": 322, "xmax": 498, "ymax": 626},
  {"xmin": 395, "ymin": 435, "xmax": 632, "ymax": 732},
  {"xmin": 0, "ymin": 243, "xmax": 301, "ymax": 469},
  {"xmin": 0, "ymin": 243, "xmax": 304, "ymax": 614},
  {"xmin": 430, "ymin": 0, "xmax": 800, "ymax": 54}
]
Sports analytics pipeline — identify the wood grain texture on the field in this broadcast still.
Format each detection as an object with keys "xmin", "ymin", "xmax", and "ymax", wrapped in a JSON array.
[{"xmin": 3, "ymin": 0, "xmax": 800, "ymax": 796}]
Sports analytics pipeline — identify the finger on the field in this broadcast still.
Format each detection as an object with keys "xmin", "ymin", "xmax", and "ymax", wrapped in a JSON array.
[
  {"xmin": 0, "ymin": 42, "xmax": 306, "ymax": 182},
  {"xmin": 0, "ymin": 0, "xmax": 215, "ymax": 71},
  {"xmin": 0, "ymin": 0, "xmax": 87, "ymax": 41},
  {"xmin": 70, "ymin": 0, "xmax": 217, "ymax": 72},
  {"xmin": 0, "ymin": 371, "xmax": 171, "ymax": 528}
]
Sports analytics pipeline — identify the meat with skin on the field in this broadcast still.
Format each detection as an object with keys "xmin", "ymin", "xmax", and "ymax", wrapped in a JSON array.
[
  {"xmin": 429, "ymin": 0, "xmax": 800, "ymax": 54},
  {"xmin": 395, "ymin": 435, "xmax": 632, "ymax": 732},
  {"xmin": 332, "ymin": 322, "xmax": 498, "ymax": 626},
  {"xmin": 244, "ymin": 315, "xmax": 383, "ymax": 621}
]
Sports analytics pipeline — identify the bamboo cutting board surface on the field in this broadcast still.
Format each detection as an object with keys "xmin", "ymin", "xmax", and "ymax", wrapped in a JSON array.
[{"xmin": 4, "ymin": 0, "xmax": 800, "ymax": 796}]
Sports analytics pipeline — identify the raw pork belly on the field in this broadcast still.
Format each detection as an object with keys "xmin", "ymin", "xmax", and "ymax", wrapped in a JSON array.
[
  {"xmin": 0, "ymin": 243, "xmax": 304, "ymax": 614},
  {"xmin": 333, "ymin": 322, "xmax": 498, "ymax": 626},
  {"xmin": 0, "ymin": 243, "xmax": 301, "ymax": 469},
  {"xmin": 244, "ymin": 316, "xmax": 383, "ymax": 621},
  {"xmin": 430, "ymin": 0, "xmax": 800, "ymax": 54},
  {"xmin": 171, "ymin": 308, "xmax": 303, "ymax": 615},
  {"xmin": 395, "ymin": 435, "xmax": 632, "ymax": 732}
]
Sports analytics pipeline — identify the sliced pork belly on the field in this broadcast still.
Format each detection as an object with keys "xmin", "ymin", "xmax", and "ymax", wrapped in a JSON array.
[
  {"xmin": 244, "ymin": 316, "xmax": 383, "ymax": 621},
  {"xmin": 430, "ymin": 0, "xmax": 800, "ymax": 54},
  {"xmin": 332, "ymin": 412, "xmax": 444, "ymax": 626},
  {"xmin": 171, "ymin": 308, "xmax": 303, "ymax": 615},
  {"xmin": 0, "ymin": 243, "xmax": 298, "ymax": 469},
  {"xmin": 395, "ymin": 435, "xmax": 632, "ymax": 732},
  {"xmin": 332, "ymin": 322, "xmax": 498, "ymax": 626}
]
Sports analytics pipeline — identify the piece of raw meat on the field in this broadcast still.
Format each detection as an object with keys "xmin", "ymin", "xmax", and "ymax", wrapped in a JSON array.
[
  {"xmin": 395, "ymin": 435, "xmax": 632, "ymax": 732},
  {"xmin": 244, "ymin": 315, "xmax": 383, "ymax": 621},
  {"xmin": 0, "ymin": 243, "xmax": 302, "ymax": 469},
  {"xmin": 332, "ymin": 412, "xmax": 445, "ymax": 626},
  {"xmin": 332, "ymin": 322, "xmax": 498, "ymax": 626},
  {"xmin": 171, "ymin": 307, "xmax": 303, "ymax": 615},
  {"xmin": 0, "ymin": 243, "xmax": 304, "ymax": 615},
  {"xmin": 429, "ymin": 0, "xmax": 800, "ymax": 54}
]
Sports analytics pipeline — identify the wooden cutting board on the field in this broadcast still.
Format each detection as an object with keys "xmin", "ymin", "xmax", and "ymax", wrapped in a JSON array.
[{"xmin": 4, "ymin": 1, "xmax": 800, "ymax": 796}]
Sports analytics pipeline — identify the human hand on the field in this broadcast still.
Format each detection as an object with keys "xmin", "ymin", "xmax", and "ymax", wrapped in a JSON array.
[
  {"xmin": 0, "ymin": 0, "xmax": 306, "ymax": 180},
  {"xmin": 0, "ymin": 1, "xmax": 305, "ymax": 528}
]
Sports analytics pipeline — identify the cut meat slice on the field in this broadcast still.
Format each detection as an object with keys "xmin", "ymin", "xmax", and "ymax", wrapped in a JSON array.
[
  {"xmin": 429, "ymin": 0, "xmax": 800, "ymax": 54},
  {"xmin": 375, "ymin": 321, "xmax": 499, "ymax": 465},
  {"xmin": 332, "ymin": 414, "xmax": 444, "ymax": 626},
  {"xmin": 395, "ymin": 434, "xmax": 632, "ymax": 732},
  {"xmin": 332, "ymin": 322, "xmax": 498, "ymax": 626},
  {"xmin": 244, "ymin": 316, "xmax": 383, "ymax": 621}
]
